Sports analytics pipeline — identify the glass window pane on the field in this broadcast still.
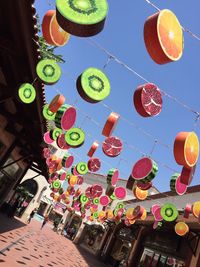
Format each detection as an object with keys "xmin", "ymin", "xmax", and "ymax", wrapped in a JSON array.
[
  {"xmin": 138, "ymin": 248, "xmax": 154, "ymax": 267},
  {"xmin": 157, "ymin": 255, "xmax": 167, "ymax": 267},
  {"xmin": 151, "ymin": 253, "xmax": 160, "ymax": 267}
]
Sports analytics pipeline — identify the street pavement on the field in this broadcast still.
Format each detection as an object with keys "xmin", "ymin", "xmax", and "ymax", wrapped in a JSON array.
[{"xmin": 0, "ymin": 213, "xmax": 107, "ymax": 267}]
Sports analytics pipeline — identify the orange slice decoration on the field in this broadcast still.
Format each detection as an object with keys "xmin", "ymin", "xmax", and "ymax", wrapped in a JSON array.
[
  {"xmin": 126, "ymin": 208, "xmax": 135, "ymax": 220},
  {"xmin": 175, "ymin": 222, "xmax": 189, "ymax": 236},
  {"xmin": 141, "ymin": 209, "xmax": 147, "ymax": 220},
  {"xmin": 49, "ymin": 94, "xmax": 65, "ymax": 113},
  {"xmin": 192, "ymin": 202, "xmax": 200, "ymax": 218},
  {"xmin": 144, "ymin": 9, "xmax": 183, "ymax": 64},
  {"xmin": 42, "ymin": 10, "xmax": 70, "ymax": 46},
  {"xmin": 174, "ymin": 132, "xmax": 199, "ymax": 168},
  {"xmin": 133, "ymin": 186, "xmax": 148, "ymax": 200}
]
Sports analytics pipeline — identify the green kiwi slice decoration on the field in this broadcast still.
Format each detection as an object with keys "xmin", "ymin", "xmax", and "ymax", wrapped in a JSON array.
[
  {"xmin": 52, "ymin": 179, "xmax": 61, "ymax": 189},
  {"xmin": 56, "ymin": 0, "xmax": 108, "ymax": 37},
  {"xmin": 18, "ymin": 83, "xmax": 36, "ymax": 104},
  {"xmin": 161, "ymin": 203, "xmax": 178, "ymax": 222},
  {"xmin": 43, "ymin": 104, "xmax": 56, "ymax": 120},
  {"xmin": 80, "ymin": 194, "xmax": 88, "ymax": 204},
  {"xmin": 50, "ymin": 128, "xmax": 62, "ymax": 141},
  {"xmin": 76, "ymin": 162, "xmax": 88, "ymax": 175},
  {"xmin": 65, "ymin": 127, "xmax": 85, "ymax": 147},
  {"xmin": 76, "ymin": 68, "xmax": 110, "ymax": 103},
  {"xmin": 36, "ymin": 59, "xmax": 61, "ymax": 85}
]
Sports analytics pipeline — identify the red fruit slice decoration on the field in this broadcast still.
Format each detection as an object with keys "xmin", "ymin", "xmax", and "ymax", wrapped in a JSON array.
[
  {"xmin": 170, "ymin": 173, "xmax": 187, "ymax": 195},
  {"xmin": 102, "ymin": 112, "xmax": 120, "ymax": 137},
  {"xmin": 43, "ymin": 148, "xmax": 51, "ymax": 158},
  {"xmin": 55, "ymin": 104, "xmax": 76, "ymax": 131},
  {"xmin": 131, "ymin": 157, "xmax": 158, "ymax": 183},
  {"xmin": 102, "ymin": 136, "xmax": 123, "ymax": 157},
  {"xmin": 133, "ymin": 83, "xmax": 163, "ymax": 117},
  {"xmin": 77, "ymin": 176, "xmax": 84, "ymax": 185},
  {"xmin": 126, "ymin": 175, "xmax": 135, "ymax": 190},
  {"xmin": 154, "ymin": 207, "xmax": 163, "ymax": 221},
  {"xmin": 49, "ymin": 94, "xmax": 65, "ymax": 113},
  {"xmin": 87, "ymin": 141, "xmax": 99, "ymax": 157},
  {"xmin": 107, "ymin": 168, "xmax": 119, "ymax": 186},
  {"xmin": 88, "ymin": 158, "xmax": 101, "ymax": 172},
  {"xmin": 132, "ymin": 206, "xmax": 145, "ymax": 219},
  {"xmin": 184, "ymin": 204, "xmax": 192, "ymax": 219},
  {"xmin": 136, "ymin": 181, "xmax": 152, "ymax": 190},
  {"xmin": 62, "ymin": 154, "xmax": 74, "ymax": 168},
  {"xmin": 180, "ymin": 165, "xmax": 196, "ymax": 186},
  {"xmin": 151, "ymin": 204, "xmax": 160, "ymax": 215},
  {"xmin": 56, "ymin": 133, "xmax": 71, "ymax": 149},
  {"xmin": 100, "ymin": 195, "xmax": 110, "ymax": 206},
  {"xmin": 91, "ymin": 184, "xmax": 103, "ymax": 198},
  {"xmin": 114, "ymin": 187, "xmax": 126, "ymax": 200},
  {"xmin": 43, "ymin": 131, "xmax": 54, "ymax": 144}
]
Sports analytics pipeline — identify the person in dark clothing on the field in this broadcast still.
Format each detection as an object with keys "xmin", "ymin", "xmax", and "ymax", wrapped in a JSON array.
[
  {"xmin": 27, "ymin": 209, "xmax": 36, "ymax": 224},
  {"xmin": 41, "ymin": 214, "xmax": 49, "ymax": 229}
]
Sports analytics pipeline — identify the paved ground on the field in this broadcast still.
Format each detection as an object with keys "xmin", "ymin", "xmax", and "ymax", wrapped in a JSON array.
[{"xmin": 0, "ymin": 213, "xmax": 107, "ymax": 267}]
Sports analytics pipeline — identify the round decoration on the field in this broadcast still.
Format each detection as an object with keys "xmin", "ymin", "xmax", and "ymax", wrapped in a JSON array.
[
  {"xmin": 107, "ymin": 168, "xmax": 119, "ymax": 186},
  {"xmin": 133, "ymin": 83, "xmax": 162, "ymax": 117},
  {"xmin": 50, "ymin": 128, "xmax": 62, "ymax": 141},
  {"xmin": 68, "ymin": 175, "xmax": 78, "ymax": 186},
  {"xmin": 76, "ymin": 162, "xmax": 88, "ymax": 175},
  {"xmin": 107, "ymin": 210, "xmax": 114, "ymax": 219},
  {"xmin": 77, "ymin": 175, "xmax": 84, "ymax": 185},
  {"xmin": 76, "ymin": 68, "xmax": 110, "ymax": 103},
  {"xmin": 180, "ymin": 165, "xmax": 196, "ymax": 186},
  {"xmin": 49, "ymin": 94, "xmax": 65, "ymax": 113},
  {"xmin": 52, "ymin": 179, "xmax": 61, "ymax": 189},
  {"xmin": 87, "ymin": 158, "xmax": 101, "ymax": 172},
  {"xmin": 144, "ymin": 9, "xmax": 183, "ymax": 64},
  {"xmin": 65, "ymin": 127, "xmax": 85, "ymax": 147},
  {"xmin": 85, "ymin": 187, "xmax": 92, "ymax": 198},
  {"xmin": 102, "ymin": 112, "xmax": 120, "ymax": 137},
  {"xmin": 36, "ymin": 59, "xmax": 61, "ymax": 85},
  {"xmin": 55, "ymin": 104, "xmax": 76, "ymax": 131},
  {"xmin": 132, "ymin": 206, "xmax": 145, "ymax": 219},
  {"xmin": 131, "ymin": 157, "xmax": 158, "ymax": 183},
  {"xmin": 114, "ymin": 187, "xmax": 126, "ymax": 200},
  {"xmin": 56, "ymin": 0, "xmax": 108, "ymax": 37},
  {"xmin": 87, "ymin": 141, "xmax": 99, "ymax": 157},
  {"xmin": 57, "ymin": 133, "xmax": 71, "ymax": 149},
  {"xmin": 173, "ymin": 132, "xmax": 199, "ymax": 168},
  {"xmin": 62, "ymin": 154, "xmax": 74, "ymax": 168},
  {"xmin": 91, "ymin": 184, "xmax": 103, "ymax": 198},
  {"xmin": 18, "ymin": 83, "xmax": 36, "ymax": 104},
  {"xmin": 161, "ymin": 203, "xmax": 178, "ymax": 222},
  {"xmin": 42, "ymin": 104, "xmax": 56, "ymax": 121},
  {"xmin": 93, "ymin": 197, "xmax": 100, "ymax": 205},
  {"xmin": 136, "ymin": 181, "xmax": 152, "ymax": 190},
  {"xmin": 59, "ymin": 172, "xmax": 67, "ymax": 181},
  {"xmin": 133, "ymin": 186, "xmax": 148, "ymax": 200},
  {"xmin": 71, "ymin": 165, "xmax": 79, "ymax": 175},
  {"xmin": 192, "ymin": 202, "xmax": 200, "ymax": 218},
  {"xmin": 126, "ymin": 208, "xmax": 134, "ymax": 220},
  {"xmin": 42, "ymin": 10, "xmax": 70, "ymax": 46},
  {"xmin": 102, "ymin": 136, "xmax": 123, "ymax": 157},
  {"xmin": 99, "ymin": 195, "xmax": 110, "ymax": 206},
  {"xmin": 184, "ymin": 204, "xmax": 192, "ymax": 219},
  {"xmin": 170, "ymin": 173, "xmax": 187, "ymax": 195},
  {"xmin": 98, "ymin": 211, "xmax": 106, "ymax": 220},
  {"xmin": 175, "ymin": 222, "xmax": 189, "ymax": 236},
  {"xmin": 43, "ymin": 131, "xmax": 54, "ymax": 144},
  {"xmin": 153, "ymin": 207, "xmax": 163, "ymax": 222}
]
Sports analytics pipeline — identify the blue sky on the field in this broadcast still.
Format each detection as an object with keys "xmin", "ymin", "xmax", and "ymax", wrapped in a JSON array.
[{"xmin": 36, "ymin": 0, "xmax": 200, "ymax": 193}]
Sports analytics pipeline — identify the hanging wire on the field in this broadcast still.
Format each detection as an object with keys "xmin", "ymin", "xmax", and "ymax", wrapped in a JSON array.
[
  {"xmin": 103, "ymin": 55, "xmax": 114, "ymax": 69},
  {"xmin": 149, "ymin": 140, "xmax": 158, "ymax": 156}
]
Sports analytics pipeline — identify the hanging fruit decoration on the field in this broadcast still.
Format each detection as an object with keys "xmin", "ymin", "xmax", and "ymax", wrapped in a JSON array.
[
  {"xmin": 153, "ymin": 206, "xmax": 163, "ymax": 222},
  {"xmin": 192, "ymin": 202, "xmax": 200, "ymax": 218},
  {"xmin": 55, "ymin": 104, "xmax": 77, "ymax": 131},
  {"xmin": 133, "ymin": 186, "xmax": 148, "ymax": 200},
  {"xmin": 42, "ymin": 10, "xmax": 70, "ymax": 46},
  {"xmin": 183, "ymin": 204, "xmax": 192, "ymax": 219},
  {"xmin": 65, "ymin": 127, "xmax": 85, "ymax": 148},
  {"xmin": 36, "ymin": 59, "xmax": 61, "ymax": 85},
  {"xmin": 76, "ymin": 67, "xmax": 110, "ymax": 103},
  {"xmin": 131, "ymin": 157, "xmax": 158, "ymax": 183},
  {"xmin": 136, "ymin": 181, "xmax": 152, "ymax": 190},
  {"xmin": 102, "ymin": 136, "xmax": 123, "ymax": 157},
  {"xmin": 151, "ymin": 204, "xmax": 161, "ymax": 216},
  {"xmin": 170, "ymin": 173, "xmax": 187, "ymax": 195},
  {"xmin": 87, "ymin": 141, "xmax": 99, "ymax": 157},
  {"xmin": 56, "ymin": 133, "xmax": 71, "ymax": 149},
  {"xmin": 50, "ymin": 128, "xmax": 62, "ymax": 141},
  {"xmin": 18, "ymin": 83, "xmax": 36, "ymax": 104},
  {"xmin": 76, "ymin": 162, "xmax": 88, "ymax": 175},
  {"xmin": 43, "ymin": 104, "xmax": 56, "ymax": 121},
  {"xmin": 91, "ymin": 184, "xmax": 103, "ymax": 198},
  {"xmin": 107, "ymin": 168, "xmax": 119, "ymax": 186},
  {"xmin": 49, "ymin": 94, "xmax": 66, "ymax": 113},
  {"xmin": 61, "ymin": 153, "xmax": 74, "ymax": 168},
  {"xmin": 126, "ymin": 175, "xmax": 135, "ymax": 191},
  {"xmin": 133, "ymin": 83, "xmax": 163, "ymax": 117},
  {"xmin": 144, "ymin": 9, "xmax": 184, "ymax": 64},
  {"xmin": 132, "ymin": 206, "xmax": 145, "ymax": 220},
  {"xmin": 77, "ymin": 175, "xmax": 84, "ymax": 185},
  {"xmin": 87, "ymin": 158, "xmax": 101, "ymax": 172},
  {"xmin": 105, "ymin": 184, "xmax": 115, "ymax": 197},
  {"xmin": 180, "ymin": 165, "xmax": 196, "ymax": 186},
  {"xmin": 106, "ymin": 209, "xmax": 114, "ymax": 219},
  {"xmin": 43, "ymin": 131, "xmax": 54, "ymax": 144},
  {"xmin": 175, "ymin": 222, "xmax": 189, "ymax": 236},
  {"xmin": 114, "ymin": 187, "xmax": 127, "ymax": 200},
  {"xmin": 141, "ymin": 209, "xmax": 147, "ymax": 220},
  {"xmin": 102, "ymin": 112, "xmax": 120, "ymax": 137},
  {"xmin": 56, "ymin": 0, "xmax": 108, "ymax": 37},
  {"xmin": 173, "ymin": 132, "xmax": 199, "ymax": 168},
  {"xmin": 161, "ymin": 203, "xmax": 178, "ymax": 222},
  {"xmin": 100, "ymin": 195, "xmax": 110, "ymax": 206}
]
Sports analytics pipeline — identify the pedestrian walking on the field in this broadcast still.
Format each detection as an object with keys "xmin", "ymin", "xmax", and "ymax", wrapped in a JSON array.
[
  {"xmin": 27, "ymin": 208, "xmax": 36, "ymax": 224},
  {"xmin": 41, "ymin": 214, "xmax": 49, "ymax": 229}
]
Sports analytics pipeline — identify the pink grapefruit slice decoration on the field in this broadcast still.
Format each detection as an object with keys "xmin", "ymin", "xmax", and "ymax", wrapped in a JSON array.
[
  {"xmin": 102, "ymin": 136, "xmax": 123, "ymax": 157},
  {"xmin": 87, "ymin": 158, "xmax": 101, "ymax": 172},
  {"xmin": 114, "ymin": 187, "xmax": 126, "ymax": 200},
  {"xmin": 170, "ymin": 173, "xmax": 187, "ymax": 195},
  {"xmin": 43, "ymin": 131, "xmax": 54, "ymax": 144},
  {"xmin": 100, "ymin": 195, "xmax": 110, "ymax": 206}
]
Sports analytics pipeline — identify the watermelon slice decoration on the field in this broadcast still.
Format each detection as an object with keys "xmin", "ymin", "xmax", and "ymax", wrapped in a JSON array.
[
  {"xmin": 116, "ymin": 202, "xmax": 125, "ymax": 210},
  {"xmin": 115, "ymin": 208, "xmax": 124, "ymax": 220},
  {"xmin": 170, "ymin": 173, "xmax": 187, "ymax": 195},
  {"xmin": 87, "ymin": 141, "xmax": 99, "ymax": 157},
  {"xmin": 133, "ymin": 83, "xmax": 162, "ymax": 117},
  {"xmin": 56, "ymin": 133, "xmax": 71, "ymax": 149},
  {"xmin": 49, "ymin": 94, "xmax": 65, "ymax": 113},
  {"xmin": 107, "ymin": 168, "xmax": 119, "ymax": 186},
  {"xmin": 151, "ymin": 204, "xmax": 160, "ymax": 216},
  {"xmin": 42, "ymin": 10, "xmax": 70, "ymax": 46},
  {"xmin": 18, "ymin": 83, "xmax": 36, "ymax": 104},
  {"xmin": 126, "ymin": 175, "xmax": 135, "ymax": 190},
  {"xmin": 77, "ymin": 175, "xmax": 84, "ymax": 185},
  {"xmin": 62, "ymin": 153, "xmax": 74, "ymax": 168},
  {"xmin": 100, "ymin": 195, "xmax": 110, "ymax": 206},
  {"xmin": 36, "ymin": 59, "xmax": 61, "ymax": 85},
  {"xmin": 175, "ymin": 222, "xmax": 189, "ymax": 236},
  {"xmin": 76, "ymin": 162, "xmax": 88, "ymax": 175},
  {"xmin": 50, "ymin": 128, "xmax": 62, "ymax": 141},
  {"xmin": 174, "ymin": 132, "xmax": 199, "ymax": 168},
  {"xmin": 114, "ymin": 187, "xmax": 126, "ymax": 200},
  {"xmin": 65, "ymin": 128, "xmax": 85, "ymax": 148},
  {"xmin": 136, "ymin": 181, "xmax": 152, "ymax": 190},
  {"xmin": 56, "ymin": 0, "xmax": 108, "ymax": 37},
  {"xmin": 87, "ymin": 158, "xmax": 101, "ymax": 172},
  {"xmin": 91, "ymin": 184, "xmax": 103, "ymax": 198},
  {"xmin": 55, "ymin": 104, "xmax": 76, "ymax": 131},
  {"xmin": 102, "ymin": 136, "xmax": 123, "ymax": 157},
  {"xmin": 132, "ymin": 206, "xmax": 145, "ymax": 219},
  {"xmin": 59, "ymin": 172, "xmax": 67, "ymax": 181},
  {"xmin": 180, "ymin": 165, "xmax": 196, "ymax": 186},
  {"xmin": 131, "ymin": 157, "xmax": 158, "ymax": 183},
  {"xmin": 161, "ymin": 203, "xmax": 178, "ymax": 222},
  {"xmin": 102, "ymin": 112, "xmax": 120, "ymax": 137},
  {"xmin": 43, "ymin": 131, "xmax": 54, "ymax": 144},
  {"xmin": 42, "ymin": 104, "xmax": 56, "ymax": 121},
  {"xmin": 192, "ymin": 202, "xmax": 200, "ymax": 218},
  {"xmin": 184, "ymin": 204, "xmax": 192, "ymax": 219}
]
